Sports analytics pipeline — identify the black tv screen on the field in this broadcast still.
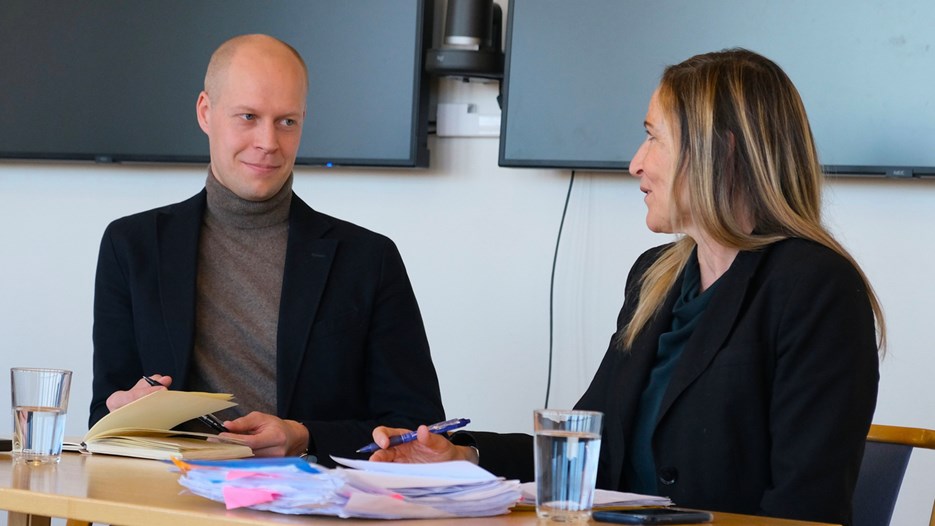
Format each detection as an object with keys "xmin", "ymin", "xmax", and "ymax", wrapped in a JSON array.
[
  {"xmin": 499, "ymin": 0, "xmax": 935, "ymax": 177},
  {"xmin": 0, "ymin": 0, "xmax": 431, "ymax": 167}
]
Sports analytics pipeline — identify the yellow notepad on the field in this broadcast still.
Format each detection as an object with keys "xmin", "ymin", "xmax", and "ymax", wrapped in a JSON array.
[{"xmin": 72, "ymin": 390, "xmax": 253, "ymax": 460}]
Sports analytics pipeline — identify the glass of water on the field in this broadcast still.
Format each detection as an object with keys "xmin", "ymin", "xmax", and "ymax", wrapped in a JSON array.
[
  {"xmin": 534, "ymin": 409, "xmax": 603, "ymax": 522},
  {"xmin": 11, "ymin": 367, "xmax": 72, "ymax": 464}
]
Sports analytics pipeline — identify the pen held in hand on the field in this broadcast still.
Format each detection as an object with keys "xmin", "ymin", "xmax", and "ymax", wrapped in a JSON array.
[
  {"xmin": 197, "ymin": 413, "xmax": 230, "ymax": 434},
  {"xmin": 141, "ymin": 375, "xmax": 229, "ymax": 434},
  {"xmin": 356, "ymin": 418, "xmax": 471, "ymax": 454}
]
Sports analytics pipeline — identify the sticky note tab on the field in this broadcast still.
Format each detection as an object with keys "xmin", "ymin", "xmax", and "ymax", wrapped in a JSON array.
[
  {"xmin": 222, "ymin": 486, "xmax": 279, "ymax": 509},
  {"xmin": 227, "ymin": 470, "xmax": 281, "ymax": 481}
]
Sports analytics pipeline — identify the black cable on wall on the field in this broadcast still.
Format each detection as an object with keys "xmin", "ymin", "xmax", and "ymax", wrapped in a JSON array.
[{"xmin": 545, "ymin": 170, "xmax": 576, "ymax": 409}]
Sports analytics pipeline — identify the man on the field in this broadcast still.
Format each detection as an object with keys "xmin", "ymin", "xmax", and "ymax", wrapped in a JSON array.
[{"xmin": 90, "ymin": 34, "xmax": 444, "ymax": 464}]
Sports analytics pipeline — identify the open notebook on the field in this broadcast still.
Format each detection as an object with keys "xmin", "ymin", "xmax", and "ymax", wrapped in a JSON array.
[{"xmin": 65, "ymin": 390, "xmax": 253, "ymax": 460}]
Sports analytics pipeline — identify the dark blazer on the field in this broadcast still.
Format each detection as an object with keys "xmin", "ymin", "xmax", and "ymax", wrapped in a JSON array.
[
  {"xmin": 462, "ymin": 238, "xmax": 878, "ymax": 525},
  {"xmin": 90, "ymin": 189, "xmax": 445, "ymax": 465}
]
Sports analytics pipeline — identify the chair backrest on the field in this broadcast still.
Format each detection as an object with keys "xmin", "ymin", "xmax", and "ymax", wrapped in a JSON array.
[{"xmin": 853, "ymin": 425, "xmax": 935, "ymax": 526}]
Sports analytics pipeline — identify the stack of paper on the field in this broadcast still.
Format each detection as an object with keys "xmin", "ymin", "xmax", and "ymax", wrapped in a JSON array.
[
  {"xmin": 517, "ymin": 482, "xmax": 673, "ymax": 508},
  {"xmin": 174, "ymin": 456, "xmax": 522, "ymax": 519}
]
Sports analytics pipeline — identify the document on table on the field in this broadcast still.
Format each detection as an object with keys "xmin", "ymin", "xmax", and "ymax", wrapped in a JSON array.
[
  {"xmin": 174, "ymin": 456, "xmax": 522, "ymax": 519},
  {"xmin": 518, "ymin": 482, "xmax": 673, "ymax": 508},
  {"xmin": 334, "ymin": 456, "xmax": 498, "ymax": 487}
]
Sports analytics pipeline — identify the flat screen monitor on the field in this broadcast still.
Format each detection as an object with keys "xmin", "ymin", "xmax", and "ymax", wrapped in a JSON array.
[
  {"xmin": 499, "ymin": 0, "xmax": 935, "ymax": 177},
  {"xmin": 0, "ymin": 0, "xmax": 431, "ymax": 167}
]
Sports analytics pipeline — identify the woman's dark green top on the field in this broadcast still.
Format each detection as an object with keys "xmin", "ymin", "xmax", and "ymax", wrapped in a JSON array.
[{"xmin": 623, "ymin": 250, "xmax": 722, "ymax": 494}]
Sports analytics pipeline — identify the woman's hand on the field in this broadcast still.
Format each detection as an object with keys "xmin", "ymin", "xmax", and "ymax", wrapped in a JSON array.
[{"xmin": 368, "ymin": 425, "xmax": 478, "ymax": 464}]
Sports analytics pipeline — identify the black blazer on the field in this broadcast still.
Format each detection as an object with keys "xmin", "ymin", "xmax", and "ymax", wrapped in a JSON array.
[
  {"xmin": 90, "ymin": 189, "xmax": 445, "ymax": 464},
  {"xmin": 463, "ymin": 239, "xmax": 878, "ymax": 525}
]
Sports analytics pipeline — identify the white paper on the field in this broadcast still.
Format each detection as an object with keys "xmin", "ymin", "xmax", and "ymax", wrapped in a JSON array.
[
  {"xmin": 332, "ymin": 456, "xmax": 498, "ymax": 481},
  {"xmin": 518, "ymin": 482, "xmax": 673, "ymax": 507},
  {"xmin": 332, "ymin": 456, "xmax": 498, "ymax": 488}
]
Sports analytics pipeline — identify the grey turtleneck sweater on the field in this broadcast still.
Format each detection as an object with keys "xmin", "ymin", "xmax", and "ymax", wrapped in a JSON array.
[{"xmin": 188, "ymin": 170, "xmax": 292, "ymax": 419}]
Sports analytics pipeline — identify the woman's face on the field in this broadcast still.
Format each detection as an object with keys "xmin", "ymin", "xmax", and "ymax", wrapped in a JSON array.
[{"xmin": 629, "ymin": 89, "xmax": 682, "ymax": 234}]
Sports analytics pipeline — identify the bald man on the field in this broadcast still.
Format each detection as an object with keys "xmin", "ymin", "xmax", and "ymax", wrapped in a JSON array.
[{"xmin": 90, "ymin": 35, "xmax": 444, "ymax": 464}]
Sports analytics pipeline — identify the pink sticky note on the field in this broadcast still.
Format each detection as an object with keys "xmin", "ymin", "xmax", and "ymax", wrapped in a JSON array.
[
  {"xmin": 227, "ymin": 470, "xmax": 280, "ymax": 481},
  {"xmin": 222, "ymin": 486, "xmax": 279, "ymax": 510}
]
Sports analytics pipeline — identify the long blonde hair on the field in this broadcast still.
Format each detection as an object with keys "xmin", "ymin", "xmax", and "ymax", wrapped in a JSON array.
[{"xmin": 620, "ymin": 49, "xmax": 885, "ymax": 352}]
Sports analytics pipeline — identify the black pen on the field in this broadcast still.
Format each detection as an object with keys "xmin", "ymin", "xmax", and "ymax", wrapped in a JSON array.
[{"xmin": 141, "ymin": 375, "xmax": 229, "ymax": 434}]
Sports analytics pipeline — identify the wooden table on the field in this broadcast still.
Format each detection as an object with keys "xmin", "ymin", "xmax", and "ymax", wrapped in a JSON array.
[{"xmin": 0, "ymin": 452, "xmax": 833, "ymax": 526}]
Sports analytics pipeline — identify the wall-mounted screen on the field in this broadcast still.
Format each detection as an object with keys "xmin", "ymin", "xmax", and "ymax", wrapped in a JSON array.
[
  {"xmin": 499, "ymin": 0, "xmax": 935, "ymax": 177},
  {"xmin": 0, "ymin": 0, "xmax": 431, "ymax": 167}
]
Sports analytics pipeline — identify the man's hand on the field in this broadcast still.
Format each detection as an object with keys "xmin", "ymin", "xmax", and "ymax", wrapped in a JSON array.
[
  {"xmin": 220, "ymin": 411, "xmax": 309, "ymax": 457},
  {"xmin": 368, "ymin": 425, "xmax": 478, "ymax": 464},
  {"xmin": 105, "ymin": 374, "xmax": 172, "ymax": 412}
]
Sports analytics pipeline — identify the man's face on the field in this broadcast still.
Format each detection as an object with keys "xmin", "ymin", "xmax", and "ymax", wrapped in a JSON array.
[{"xmin": 196, "ymin": 46, "xmax": 306, "ymax": 201}]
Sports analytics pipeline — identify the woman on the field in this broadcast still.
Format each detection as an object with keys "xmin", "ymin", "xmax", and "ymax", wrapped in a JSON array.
[{"xmin": 370, "ymin": 49, "xmax": 883, "ymax": 525}]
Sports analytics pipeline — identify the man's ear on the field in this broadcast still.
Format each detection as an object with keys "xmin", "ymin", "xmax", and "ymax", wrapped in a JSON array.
[{"xmin": 196, "ymin": 91, "xmax": 211, "ymax": 134}]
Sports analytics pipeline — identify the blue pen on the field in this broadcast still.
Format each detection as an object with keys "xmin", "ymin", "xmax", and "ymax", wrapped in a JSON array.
[{"xmin": 356, "ymin": 418, "xmax": 471, "ymax": 454}]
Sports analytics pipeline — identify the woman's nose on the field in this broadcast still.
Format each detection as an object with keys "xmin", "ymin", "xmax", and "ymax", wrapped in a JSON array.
[{"xmin": 629, "ymin": 141, "xmax": 647, "ymax": 177}]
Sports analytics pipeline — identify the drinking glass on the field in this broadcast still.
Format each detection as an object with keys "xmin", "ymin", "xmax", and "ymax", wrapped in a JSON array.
[
  {"xmin": 11, "ymin": 367, "xmax": 72, "ymax": 464},
  {"xmin": 533, "ymin": 409, "xmax": 603, "ymax": 522}
]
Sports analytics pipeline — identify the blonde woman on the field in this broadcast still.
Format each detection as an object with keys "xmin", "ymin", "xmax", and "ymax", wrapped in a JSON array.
[{"xmin": 370, "ymin": 49, "xmax": 882, "ymax": 525}]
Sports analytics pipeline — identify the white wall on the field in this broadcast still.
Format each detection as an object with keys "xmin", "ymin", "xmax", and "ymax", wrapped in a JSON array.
[{"xmin": 2, "ymin": 86, "xmax": 933, "ymax": 524}]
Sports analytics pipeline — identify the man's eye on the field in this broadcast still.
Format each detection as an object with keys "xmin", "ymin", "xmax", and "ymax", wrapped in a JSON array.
[
  {"xmin": 282, "ymin": 118, "xmax": 297, "ymax": 127},
  {"xmin": 240, "ymin": 114, "xmax": 255, "ymax": 121}
]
